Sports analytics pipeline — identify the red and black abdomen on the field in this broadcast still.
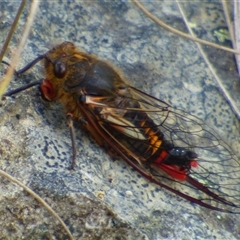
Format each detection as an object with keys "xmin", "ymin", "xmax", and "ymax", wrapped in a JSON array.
[{"xmin": 105, "ymin": 108, "xmax": 198, "ymax": 181}]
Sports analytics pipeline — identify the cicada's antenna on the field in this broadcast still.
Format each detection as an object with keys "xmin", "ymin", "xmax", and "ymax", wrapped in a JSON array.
[
  {"xmin": 15, "ymin": 54, "xmax": 45, "ymax": 75},
  {"xmin": 1, "ymin": 55, "xmax": 45, "ymax": 99},
  {"xmin": 3, "ymin": 80, "xmax": 43, "ymax": 98}
]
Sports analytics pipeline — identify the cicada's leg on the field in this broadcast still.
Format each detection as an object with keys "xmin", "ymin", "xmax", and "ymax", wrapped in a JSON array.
[
  {"xmin": 79, "ymin": 117, "xmax": 104, "ymax": 147},
  {"xmin": 66, "ymin": 113, "xmax": 77, "ymax": 170}
]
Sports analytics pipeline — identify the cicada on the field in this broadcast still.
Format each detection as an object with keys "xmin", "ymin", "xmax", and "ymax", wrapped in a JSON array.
[{"xmin": 4, "ymin": 41, "xmax": 240, "ymax": 214}]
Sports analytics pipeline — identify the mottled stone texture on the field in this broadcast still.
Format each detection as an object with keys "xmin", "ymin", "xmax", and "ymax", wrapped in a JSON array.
[{"xmin": 0, "ymin": 1, "xmax": 240, "ymax": 239}]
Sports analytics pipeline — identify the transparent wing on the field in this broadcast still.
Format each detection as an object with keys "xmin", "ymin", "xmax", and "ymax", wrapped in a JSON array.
[{"xmin": 80, "ymin": 86, "xmax": 240, "ymax": 213}]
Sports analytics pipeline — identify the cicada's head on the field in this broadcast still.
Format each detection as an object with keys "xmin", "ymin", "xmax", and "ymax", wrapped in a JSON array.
[
  {"xmin": 44, "ymin": 41, "xmax": 75, "ymax": 80},
  {"xmin": 41, "ymin": 41, "xmax": 90, "ymax": 101}
]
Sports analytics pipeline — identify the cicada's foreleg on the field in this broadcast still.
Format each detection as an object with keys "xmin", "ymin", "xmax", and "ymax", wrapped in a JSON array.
[{"xmin": 66, "ymin": 113, "xmax": 77, "ymax": 170}]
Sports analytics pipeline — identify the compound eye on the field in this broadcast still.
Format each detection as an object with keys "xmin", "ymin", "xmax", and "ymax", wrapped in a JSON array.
[{"xmin": 54, "ymin": 60, "xmax": 67, "ymax": 78}]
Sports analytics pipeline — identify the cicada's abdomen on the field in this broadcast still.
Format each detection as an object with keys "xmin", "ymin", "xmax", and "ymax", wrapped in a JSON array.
[
  {"xmin": 151, "ymin": 147, "xmax": 198, "ymax": 180},
  {"xmin": 103, "ymin": 106, "xmax": 199, "ymax": 181}
]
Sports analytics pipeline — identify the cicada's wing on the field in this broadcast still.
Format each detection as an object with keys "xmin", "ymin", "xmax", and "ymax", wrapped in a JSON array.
[{"xmin": 78, "ymin": 85, "xmax": 240, "ymax": 213}]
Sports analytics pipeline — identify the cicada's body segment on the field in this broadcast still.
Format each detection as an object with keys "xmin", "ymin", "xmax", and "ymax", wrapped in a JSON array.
[{"xmin": 14, "ymin": 42, "xmax": 240, "ymax": 213}]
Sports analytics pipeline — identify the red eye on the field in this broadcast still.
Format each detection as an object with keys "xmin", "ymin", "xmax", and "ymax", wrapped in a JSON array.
[{"xmin": 40, "ymin": 79, "xmax": 55, "ymax": 101}]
